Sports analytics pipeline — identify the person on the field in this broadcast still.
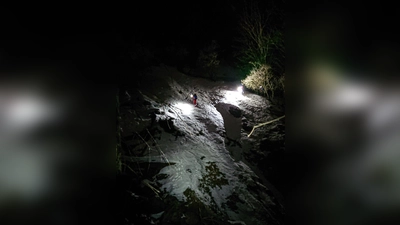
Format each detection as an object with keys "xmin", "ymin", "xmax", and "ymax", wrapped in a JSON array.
[{"xmin": 192, "ymin": 93, "xmax": 197, "ymax": 106}]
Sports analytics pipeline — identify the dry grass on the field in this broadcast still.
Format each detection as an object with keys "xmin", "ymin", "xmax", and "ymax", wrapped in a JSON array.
[{"xmin": 242, "ymin": 64, "xmax": 283, "ymax": 99}]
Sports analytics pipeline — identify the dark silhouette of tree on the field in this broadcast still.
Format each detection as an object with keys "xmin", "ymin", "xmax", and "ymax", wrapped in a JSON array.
[
  {"xmin": 196, "ymin": 40, "xmax": 220, "ymax": 80},
  {"xmin": 234, "ymin": 0, "xmax": 285, "ymax": 97}
]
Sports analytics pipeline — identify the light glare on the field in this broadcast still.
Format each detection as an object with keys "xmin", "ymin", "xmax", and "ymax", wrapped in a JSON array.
[
  {"xmin": 222, "ymin": 90, "xmax": 248, "ymax": 106},
  {"xmin": 237, "ymin": 86, "xmax": 243, "ymax": 93},
  {"xmin": 175, "ymin": 102, "xmax": 193, "ymax": 115}
]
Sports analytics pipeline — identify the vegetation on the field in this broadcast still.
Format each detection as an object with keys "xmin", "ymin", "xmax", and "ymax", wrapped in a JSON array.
[
  {"xmin": 241, "ymin": 64, "xmax": 283, "ymax": 98},
  {"xmin": 196, "ymin": 40, "xmax": 220, "ymax": 80},
  {"xmin": 163, "ymin": 43, "xmax": 191, "ymax": 69},
  {"xmin": 234, "ymin": 0, "xmax": 285, "ymax": 97}
]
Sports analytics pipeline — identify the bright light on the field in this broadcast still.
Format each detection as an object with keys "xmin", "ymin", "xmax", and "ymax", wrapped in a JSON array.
[
  {"xmin": 222, "ymin": 90, "xmax": 248, "ymax": 106},
  {"xmin": 175, "ymin": 102, "xmax": 193, "ymax": 115},
  {"xmin": 237, "ymin": 86, "xmax": 243, "ymax": 94},
  {"xmin": 191, "ymin": 94, "xmax": 193, "ymax": 97}
]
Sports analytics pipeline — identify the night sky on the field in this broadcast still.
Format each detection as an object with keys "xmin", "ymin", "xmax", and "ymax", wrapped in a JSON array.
[
  {"xmin": 1, "ymin": 1, "xmax": 285, "ymax": 75},
  {"xmin": 120, "ymin": 1, "xmax": 239, "ymax": 48},
  {"xmin": 2, "ymin": 2, "xmax": 240, "ymax": 50},
  {"xmin": 1, "ymin": 1, "xmax": 257, "ymax": 84}
]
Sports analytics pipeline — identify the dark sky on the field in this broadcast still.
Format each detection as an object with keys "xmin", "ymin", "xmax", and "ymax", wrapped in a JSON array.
[
  {"xmin": 1, "ymin": 1, "xmax": 284, "ymax": 84},
  {"xmin": 1, "ymin": 2, "xmax": 242, "ymax": 69},
  {"xmin": 119, "ymin": 1, "xmax": 241, "ymax": 49},
  {"xmin": 4, "ymin": 2, "xmax": 239, "ymax": 38},
  {"xmin": 2, "ymin": 1, "xmax": 242, "ymax": 55}
]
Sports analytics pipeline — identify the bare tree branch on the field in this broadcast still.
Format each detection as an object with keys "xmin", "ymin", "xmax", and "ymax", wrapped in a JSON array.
[{"xmin": 247, "ymin": 115, "xmax": 285, "ymax": 137}]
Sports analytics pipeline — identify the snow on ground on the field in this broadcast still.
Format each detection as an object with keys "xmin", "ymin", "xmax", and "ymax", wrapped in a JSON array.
[{"xmin": 121, "ymin": 66, "xmax": 285, "ymax": 224}]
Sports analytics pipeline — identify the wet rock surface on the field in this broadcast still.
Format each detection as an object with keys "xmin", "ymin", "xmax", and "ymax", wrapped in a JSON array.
[{"xmin": 117, "ymin": 66, "xmax": 285, "ymax": 225}]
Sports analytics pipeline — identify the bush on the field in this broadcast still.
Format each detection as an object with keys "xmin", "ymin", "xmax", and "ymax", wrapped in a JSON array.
[
  {"xmin": 278, "ymin": 73, "xmax": 285, "ymax": 93},
  {"xmin": 241, "ymin": 64, "xmax": 284, "ymax": 98}
]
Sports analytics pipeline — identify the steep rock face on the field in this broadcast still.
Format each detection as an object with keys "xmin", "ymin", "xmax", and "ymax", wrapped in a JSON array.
[
  {"xmin": 215, "ymin": 103, "xmax": 242, "ymax": 141},
  {"xmin": 117, "ymin": 66, "xmax": 285, "ymax": 225}
]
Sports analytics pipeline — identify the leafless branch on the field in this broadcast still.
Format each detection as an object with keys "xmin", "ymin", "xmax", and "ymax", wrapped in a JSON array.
[{"xmin": 247, "ymin": 115, "xmax": 285, "ymax": 137}]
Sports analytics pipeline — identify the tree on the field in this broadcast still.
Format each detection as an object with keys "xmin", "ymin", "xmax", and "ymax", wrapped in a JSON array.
[
  {"xmin": 235, "ymin": 0, "xmax": 284, "ymax": 72},
  {"xmin": 196, "ymin": 40, "xmax": 220, "ymax": 80},
  {"xmin": 234, "ymin": 0, "xmax": 285, "ymax": 96}
]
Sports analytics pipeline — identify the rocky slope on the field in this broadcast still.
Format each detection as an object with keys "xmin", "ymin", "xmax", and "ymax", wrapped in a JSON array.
[{"xmin": 117, "ymin": 65, "xmax": 285, "ymax": 225}]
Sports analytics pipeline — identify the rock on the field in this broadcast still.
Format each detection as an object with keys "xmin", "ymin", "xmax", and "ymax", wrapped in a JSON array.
[
  {"xmin": 228, "ymin": 106, "xmax": 242, "ymax": 118},
  {"xmin": 216, "ymin": 103, "xmax": 242, "ymax": 140}
]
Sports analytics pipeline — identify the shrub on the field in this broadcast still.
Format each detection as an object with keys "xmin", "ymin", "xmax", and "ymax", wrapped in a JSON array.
[
  {"xmin": 241, "ymin": 64, "xmax": 283, "ymax": 98},
  {"xmin": 278, "ymin": 73, "xmax": 285, "ymax": 93}
]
